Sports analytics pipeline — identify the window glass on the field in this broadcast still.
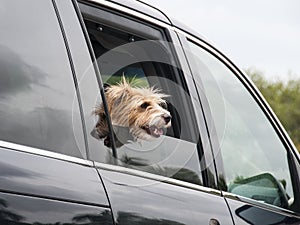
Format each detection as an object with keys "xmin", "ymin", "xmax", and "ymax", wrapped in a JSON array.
[
  {"xmin": 0, "ymin": 0, "xmax": 86, "ymax": 158},
  {"xmin": 80, "ymin": 11, "xmax": 203, "ymax": 185},
  {"xmin": 188, "ymin": 40, "xmax": 295, "ymax": 209}
]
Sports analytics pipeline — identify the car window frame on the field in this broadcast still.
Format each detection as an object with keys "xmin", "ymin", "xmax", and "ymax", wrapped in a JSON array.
[
  {"xmin": 169, "ymin": 30, "xmax": 219, "ymax": 188},
  {"xmin": 74, "ymin": 0, "xmax": 218, "ymax": 189},
  {"xmin": 178, "ymin": 32, "xmax": 300, "ymax": 215}
]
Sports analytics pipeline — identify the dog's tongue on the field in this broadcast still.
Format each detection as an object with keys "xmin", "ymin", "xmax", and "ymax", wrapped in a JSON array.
[
  {"xmin": 145, "ymin": 125, "xmax": 164, "ymax": 137},
  {"xmin": 152, "ymin": 127, "xmax": 163, "ymax": 136},
  {"xmin": 150, "ymin": 126, "xmax": 164, "ymax": 137}
]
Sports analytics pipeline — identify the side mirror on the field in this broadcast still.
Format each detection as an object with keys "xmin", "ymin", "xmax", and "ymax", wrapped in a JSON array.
[{"xmin": 229, "ymin": 173, "xmax": 289, "ymax": 208}]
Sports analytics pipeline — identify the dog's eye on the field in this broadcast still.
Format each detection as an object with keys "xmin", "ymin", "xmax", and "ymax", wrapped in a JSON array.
[
  {"xmin": 159, "ymin": 102, "xmax": 167, "ymax": 109},
  {"xmin": 140, "ymin": 102, "xmax": 150, "ymax": 109}
]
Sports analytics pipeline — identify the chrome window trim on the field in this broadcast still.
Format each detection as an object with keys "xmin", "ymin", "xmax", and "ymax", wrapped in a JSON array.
[
  {"xmin": 0, "ymin": 140, "xmax": 93, "ymax": 167},
  {"xmin": 94, "ymin": 161, "xmax": 221, "ymax": 196}
]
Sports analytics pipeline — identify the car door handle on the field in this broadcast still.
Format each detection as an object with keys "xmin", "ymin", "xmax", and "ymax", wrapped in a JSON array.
[{"xmin": 209, "ymin": 218, "xmax": 220, "ymax": 225}]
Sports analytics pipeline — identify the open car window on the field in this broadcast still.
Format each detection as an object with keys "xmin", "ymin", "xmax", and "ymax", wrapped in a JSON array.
[{"xmin": 78, "ymin": 3, "xmax": 204, "ymax": 185}]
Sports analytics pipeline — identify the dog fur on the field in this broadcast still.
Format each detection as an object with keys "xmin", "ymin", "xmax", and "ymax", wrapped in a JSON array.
[{"xmin": 92, "ymin": 77, "xmax": 171, "ymax": 147}]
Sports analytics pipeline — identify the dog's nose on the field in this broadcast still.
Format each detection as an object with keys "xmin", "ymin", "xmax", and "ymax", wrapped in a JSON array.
[{"xmin": 163, "ymin": 115, "xmax": 172, "ymax": 124}]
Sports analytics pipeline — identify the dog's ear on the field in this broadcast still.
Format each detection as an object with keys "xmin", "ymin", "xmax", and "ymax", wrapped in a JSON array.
[{"xmin": 103, "ymin": 83, "xmax": 111, "ymax": 92}]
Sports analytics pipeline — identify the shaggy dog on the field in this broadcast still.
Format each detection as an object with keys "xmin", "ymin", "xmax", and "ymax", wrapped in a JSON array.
[{"xmin": 91, "ymin": 77, "xmax": 172, "ymax": 147}]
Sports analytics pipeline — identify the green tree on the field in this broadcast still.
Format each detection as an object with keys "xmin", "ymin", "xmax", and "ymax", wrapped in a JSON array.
[{"xmin": 245, "ymin": 68, "xmax": 300, "ymax": 152}]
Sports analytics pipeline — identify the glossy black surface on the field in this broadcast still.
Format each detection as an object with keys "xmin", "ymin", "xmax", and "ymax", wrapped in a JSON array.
[
  {"xmin": 98, "ymin": 168, "xmax": 233, "ymax": 225},
  {"xmin": 0, "ymin": 148, "xmax": 109, "ymax": 206},
  {"xmin": 0, "ymin": 192, "xmax": 113, "ymax": 225}
]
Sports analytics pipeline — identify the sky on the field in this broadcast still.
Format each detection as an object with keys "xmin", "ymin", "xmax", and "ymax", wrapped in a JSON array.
[{"xmin": 143, "ymin": 0, "xmax": 300, "ymax": 80}]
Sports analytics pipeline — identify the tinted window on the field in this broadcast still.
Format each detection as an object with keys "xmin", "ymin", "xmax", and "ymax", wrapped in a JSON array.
[
  {"xmin": 188, "ymin": 40, "xmax": 296, "ymax": 210},
  {"xmin": 0, "ymin": 0, "xmax": 86, "ymax": 158},
  {"xmin": 79, "ymin": 5, "xmax": 203, "ymax": 185}
]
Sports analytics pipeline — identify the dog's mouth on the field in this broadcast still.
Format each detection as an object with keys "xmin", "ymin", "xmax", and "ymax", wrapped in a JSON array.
[{"xmin": 142, "ymin": 125, "xmax": 164, "ymax": 138}]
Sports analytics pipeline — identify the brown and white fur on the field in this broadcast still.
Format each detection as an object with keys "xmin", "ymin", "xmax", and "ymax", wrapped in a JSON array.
[{"xmin": 91, "ymin": 77, "xmax": 171, "ymax": 147}]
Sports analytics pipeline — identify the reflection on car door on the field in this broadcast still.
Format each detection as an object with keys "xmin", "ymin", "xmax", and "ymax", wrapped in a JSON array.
[
  {"xmin": 0, "ymin": 145, "xmax": 112, "ymax": 224},
  {"xmin": 97, "ymin": 166, "xmax": 233, "ymax": 225}
]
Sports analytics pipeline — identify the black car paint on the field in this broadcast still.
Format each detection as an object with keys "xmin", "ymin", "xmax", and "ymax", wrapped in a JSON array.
[
  {"xmin": 0, "ymin": 0, "xmax": 300, "ymax": 224},
  {"xmin": 98, "ymin": 168, "xmax": 233, "ymax": 225},
  {"xmin": 0, "ymin": 147, "xmax": 108, "ymax": 206},
  {"xmin": 0, "ymin": 192, "xmax": 113, "ymax": 225}
]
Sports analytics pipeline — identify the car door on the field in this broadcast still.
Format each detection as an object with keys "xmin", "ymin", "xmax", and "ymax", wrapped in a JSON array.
[
  {"xmin": 180, "ymin": 32, "xmax": 300, "ymax": 224},
  {"xmin": 73, "ymin": 1, "xmax": 236, "ymax": 224},
  {"xmin": 0, "ymin": 0, "xmax": 113, "ymax": 224}
]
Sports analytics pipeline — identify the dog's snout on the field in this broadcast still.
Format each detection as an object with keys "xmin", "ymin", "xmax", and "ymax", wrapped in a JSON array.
[{"xmin": 163, "ymin": 114, "xmax": 172, "ymax": 124}]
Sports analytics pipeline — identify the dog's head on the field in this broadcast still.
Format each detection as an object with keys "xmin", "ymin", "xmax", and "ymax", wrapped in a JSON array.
[{"xmin": 92, "ymin": 77, "xmax": 171, "ymax": 145}]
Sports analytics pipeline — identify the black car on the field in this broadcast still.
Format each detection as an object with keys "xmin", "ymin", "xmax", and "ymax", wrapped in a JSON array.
[{"xmin": 0, "ymin": 0, "xmax": 300, "ymax": 224}]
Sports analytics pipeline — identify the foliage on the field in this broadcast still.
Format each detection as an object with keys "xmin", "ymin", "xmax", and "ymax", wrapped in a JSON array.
[{"xmin": 245, "ymin": 68, "xmax": 300, "ymax": 151}]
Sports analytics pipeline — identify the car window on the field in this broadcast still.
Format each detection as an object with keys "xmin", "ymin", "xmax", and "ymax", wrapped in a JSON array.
[
  {"xmin": 0, "ymin": 0, "xmax": 86, "ymax": 158},
  {"xmin": 187, "ymin": 40, "xmax": 296, "ymax": 210},
  {"xmin": 79, "ymin": 4, "xmax": 203, "ymax": 185}
]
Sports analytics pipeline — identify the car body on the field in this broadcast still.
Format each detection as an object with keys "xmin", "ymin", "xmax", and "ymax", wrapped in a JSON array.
[{"xmin": 0, "ymin": 0, "xmax": 300, "ymax": 224}]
